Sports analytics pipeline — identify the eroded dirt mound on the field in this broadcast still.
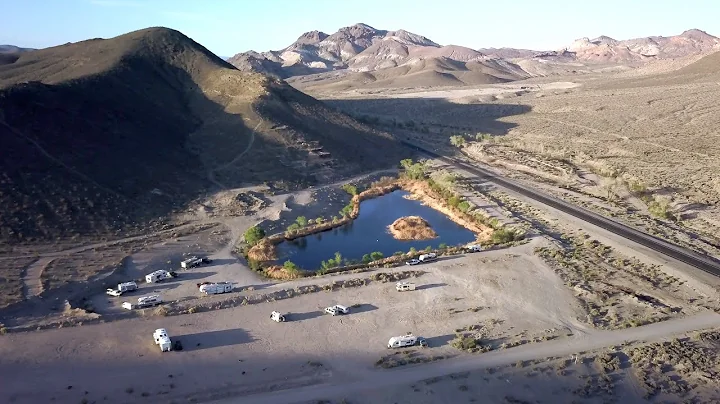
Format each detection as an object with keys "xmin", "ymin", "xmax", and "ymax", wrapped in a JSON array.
[{"xmin": 388, "ymin": 215, "xmax": 437, "ymax": 240}]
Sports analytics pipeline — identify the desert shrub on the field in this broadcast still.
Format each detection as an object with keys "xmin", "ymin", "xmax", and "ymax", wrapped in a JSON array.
[
  {"xmin": 283, "ymin": 260, "xmax": 300, "ymax": 276},
  {"xmin": 362, "ymin": 254, "xmax": 372, "ymax": 263},
  {"xmin": 370, "ymin": 251, "xmax": 384, "ymax": 261},
  {"xmin": 340, "ymin": 204, "xmax": 354, "ymax": 217},
  {"xmin": 451, "ymin": 334, "xmax": 479, "ymax": 352},
  {"xmin": 341, "ymin": 184, "xmax": 358, "ymax": 196},
  {"xmin": 450, "ymin": 135, "xmax": 466, "ymax": 147},
  {"xmin": 491, "ymin": 227, "xmax": 522, "ymax": 244},
  {"xmin": 399, "ymin": 159, "xmax": 427, "ymax": 180},
  {"xmin": 457, "ymin": 201, "xmax": 471, "ymax": 213},
  {"xmin": 295, "ymin": 216, "xmax": 308, "ymax": 227},
  {"xmin": 243, "ymin": 226, "xmax": 265, "ymax": 246},
  {"xmin": 648, "ymin": 198, "xmax": 673, "ymax": 219},
  {"xmin": 438, "ymin": 243, "xmax": 448, "ymax": 249},
  {"xmin": 287, "ymin": 223, "xmax": 300, "ymax": 232}
]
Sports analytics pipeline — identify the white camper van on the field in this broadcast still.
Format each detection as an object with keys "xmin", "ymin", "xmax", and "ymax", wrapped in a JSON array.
[
  {"xmin": 153, "ymin": 328, "xmax": 172, "ymax": 352},
  {"xmin": 106, "ymin": 281, "xmax": 138, "ymax": 296},
  {"xmin": 199, "ymin": 282, "xmax": 233, "ymax": 295},
  {"xmin": 270, "ymin": 311, "xmax": 286, "ymax": 322},
  {"xmin": 387, "ymin": 333, "xmax": 427, "ymax": 349},
  {"xmin": 145, "ymin": 270, "xmax": 175, "ymax": 283},
  {"xmin": 396, "ymin": 282, "xmax": 416, "ymax": 292}
]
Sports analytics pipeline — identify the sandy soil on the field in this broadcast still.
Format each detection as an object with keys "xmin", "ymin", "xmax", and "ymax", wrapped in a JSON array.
[{"xmin": 0, "ymin": 240, "xmax": 590, "ymax": 404}]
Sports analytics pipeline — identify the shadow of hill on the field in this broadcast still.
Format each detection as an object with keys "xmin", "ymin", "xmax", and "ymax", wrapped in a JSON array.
[
  {"xmin": 0, "ymin": 32, "xmax": 410, "ymax": 250},
  {"xmin": 323, "ymin": 97, "xmax": 531, "ymax": 139}
]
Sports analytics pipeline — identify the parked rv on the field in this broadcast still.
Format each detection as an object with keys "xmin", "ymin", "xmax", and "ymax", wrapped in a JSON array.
[
  {"xmin": 199, "ymin": 282, "xmax": 233, "ymax": 295},
  {"xmin": 465, "ymin": 244, "xmax": 482, "ymax": 253},
  {"xmin": 106, "ymin": 281, "xmax": 138, "ymax": 297},
  {"xmin": 153, "ymin": 328, "xmax": 172, "ymax": 352},
  {"xmin": 181, "ymin": 256, "xmax": 211, "ymax": 269},
  {"xmin": 418, "ymin": 253, "xmax": 437, "ymax": 263},
  {"xmin": 396, "ymin": 282, "xmax": 416, "ymax": 292},
  {"xmin": 122, "ymin": 294, "xmax": 163, "ymax": 310},
  {"xmin": 270, "ymin": 311, "xmax": 286, "ymax": 322},
  {"xmin": 145, "ymin": 270, "xmax": 176, "ymax": 283},
  {"xmin": 324, "ymin": 305, "xmax": 350, "ymax": 316},
  {"xmin": 387, "ymin": 333, "xmax": 427, "ymax": 349}
]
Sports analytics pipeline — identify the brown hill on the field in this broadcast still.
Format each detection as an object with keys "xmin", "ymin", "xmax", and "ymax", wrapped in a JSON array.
[
  {"xmin": 0, "ymin": 27, "xmax": 407, "ymax": 246},
  {"xmin": 0, "ymin": 45, "xmax": 34, "ymax": 65},
  {"xmin": 564, "ymin": 29, "xmax": 720, "ymax": 64},
  {"xmin": 289, "ymin": 55, "xmax": 529, "ymax": 93}
]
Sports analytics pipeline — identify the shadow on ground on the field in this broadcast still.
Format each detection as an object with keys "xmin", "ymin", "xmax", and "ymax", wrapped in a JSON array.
[
  {"xmin": 174, "ymin": 328, "xmax": 255, "ymax": 351},
  {"xmin": 417, "ymin": 283, "xmax": 447, "ymax": 290},
  {"xmin": 287, "ymin": 310, "xmax": 324, "ymax": 322}
]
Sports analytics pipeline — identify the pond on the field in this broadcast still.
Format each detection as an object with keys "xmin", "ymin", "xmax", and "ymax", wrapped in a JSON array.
[{"xmin": 275, "ymin": 190, "xmax": 475, "ymax": 270}]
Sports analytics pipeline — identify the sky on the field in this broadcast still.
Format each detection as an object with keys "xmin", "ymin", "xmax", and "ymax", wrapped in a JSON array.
[{"xmin": 1, "ymin": 0, "xmax": 717, "ymax": 57}]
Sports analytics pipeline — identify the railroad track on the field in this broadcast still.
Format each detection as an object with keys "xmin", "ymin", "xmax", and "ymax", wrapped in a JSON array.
[{"xmin": 401, "ymin": 140, "xmax": 720, "ymax": 277}]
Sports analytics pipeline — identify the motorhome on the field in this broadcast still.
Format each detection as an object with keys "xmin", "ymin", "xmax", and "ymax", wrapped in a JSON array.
[
  {"xmin": 418, "ymin": 253, "xmax": 437, "ymax": 263},
  {"xmin": 199, "ymin": 282, "xmax": 233, "ymax": 295},
  {"xmin": 145, "ymin": 270, "xmax": 175, "ymax": 283},
  {"xmin": 270, "ymin": 311, "xmax": 286, "ymax": 322},
  {"xmin": 153, "ymin": 328, "xmax": 172, "ymax": 352},
  {"xmin": 387, "ymin": 333, "xmax": 427, "ymax": 349},
  {"xmin": 106, "ymin": 281, "xmax": 138, "ymax": 296},
  {"xmin": 395, "ymin": 282, "xmax": 416, "ymax": 292},
  {"xmin": 466, "ymin": 244, "xmax": 482, "ymax": 253}
]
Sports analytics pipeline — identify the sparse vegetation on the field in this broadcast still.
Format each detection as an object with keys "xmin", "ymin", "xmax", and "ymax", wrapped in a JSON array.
[{"xmin": 243, "ymin": 226, "xmax": 266, "ymax": 247}]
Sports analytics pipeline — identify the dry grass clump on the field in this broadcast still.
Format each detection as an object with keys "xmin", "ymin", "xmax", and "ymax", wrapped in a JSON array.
[
  {"xmin": 375, "ymin": 351, "xmax": 448, "ymax": 368},
  {"xmin": 387, "ymin": 216, "xmax": 437, "ymax": 240},
  {"xmin": 263, "ymin": 265, "xmax": 302, "ymax": 280},
  {"xmin": 247, "ymin": 239, "xmax": 278, "ymax": 262}
]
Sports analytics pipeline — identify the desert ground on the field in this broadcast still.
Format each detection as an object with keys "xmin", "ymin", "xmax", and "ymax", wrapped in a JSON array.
[{"xmin": 4, "ymin": 65, "xmax": 720, "ymax": 404}]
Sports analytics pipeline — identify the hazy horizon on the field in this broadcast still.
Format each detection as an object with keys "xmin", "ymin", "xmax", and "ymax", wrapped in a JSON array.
[{"xmin": 1, "ymin": 0, "xmax": 718, "ymax": 56}]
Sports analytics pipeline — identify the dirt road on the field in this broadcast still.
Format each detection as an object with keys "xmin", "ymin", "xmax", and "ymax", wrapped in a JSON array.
[{"xmin": 221, "ymin": 312, "xmax": 720, "ymax": 404}]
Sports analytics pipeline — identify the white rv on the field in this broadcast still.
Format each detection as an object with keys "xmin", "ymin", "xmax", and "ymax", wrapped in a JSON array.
[
  {"xmin": 199, "ymin": 282, "xmax": 233, "ymax": 295},
  {"xmin": 395, "ymin": 282, "xmax": 416, "ymax": 292},
  {"xmin": 106, "ymin": 281, "xmax": 138, "ymax": 297},
  {"xmin": 418, "ymin": 253, "xmax": 437, "ymax": 263},
  {"xmin": 123, "ymin": 294, "xmax": 163, "ymax": 310},
  {"xmin": 153, "ymin": 328, "xmax": 172, "ymax": 352},
  {"xmin": 387, "ymin": 333, "xmax": 427, "ymax": 349},
  {"xmin": 465, "ymin": 244, "xmax": 482, "ymax": 253},
  {"xmin": 145, "ymin": 270, "xmax": 175, "ymax": 283},
  {"xmin": 270, "ymin": 311, "xmax": 286, "ymax": 322}
]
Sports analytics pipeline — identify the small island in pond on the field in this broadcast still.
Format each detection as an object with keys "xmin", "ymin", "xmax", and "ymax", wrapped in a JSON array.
[{"xmin": 387, "ymin": 216, "xmax": 438, "ymax": 240}]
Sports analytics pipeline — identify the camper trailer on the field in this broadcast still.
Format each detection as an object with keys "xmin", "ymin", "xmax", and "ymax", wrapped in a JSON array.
[
  {"xmin": 145, "ymin": 270, "xmax": 175, "ymax": 283},
  {"xmin": 153, "ymin": 328, "xmax": 172, "ymax": 352},
  {"xmin": 418, "ymin": 253, "xmax": 437, "ymax": 263},
  {"xmin": 122, "ymin": 294, "xmax": 162, "ymax": 310},
  {"xmin": 199, "ymin": 282, "xmax": 233, "ymax": 295},
  {"xmin": 387, "ymin": 333, "xmax": 427, "ymax": 349},
  {"xmin": 324, "ymin": 305, "xmax": 350, "ymax": 316},
  {"xmin": 106, "ymin": 281, "xmax": 138, "ymax": 296},
  {"xmin": 395, "ymin": 282, "xmax": 416, "ymax": 292},
  {"xmin": 181, "ymin": 256, "xmax": 211, "ymax": 269}
]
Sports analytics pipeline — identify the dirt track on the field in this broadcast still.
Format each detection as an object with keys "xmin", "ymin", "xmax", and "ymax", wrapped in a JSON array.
[{"xmin": 224, "ymin": 312, "xmax": 720, "ymax": 404}]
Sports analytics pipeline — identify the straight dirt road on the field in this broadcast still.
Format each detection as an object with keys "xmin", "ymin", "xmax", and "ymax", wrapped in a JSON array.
[{"xmin": 220, "ymin": 312, "xmax": 720, "ymax": 404}]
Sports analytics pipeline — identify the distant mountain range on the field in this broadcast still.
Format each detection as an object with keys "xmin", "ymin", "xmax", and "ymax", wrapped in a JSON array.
[{"xmin": 228, "ymin": 24, "xmax": 720, "ymax": 88}]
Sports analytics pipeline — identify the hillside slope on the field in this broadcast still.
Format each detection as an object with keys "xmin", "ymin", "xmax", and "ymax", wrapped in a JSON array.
[{"xmin": 0, "ymin": 27, "xmax": 406, "ymax": 246}]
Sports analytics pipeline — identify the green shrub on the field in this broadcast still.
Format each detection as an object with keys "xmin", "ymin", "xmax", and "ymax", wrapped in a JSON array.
[
  {"xmin": 243, "ymin": 226, "xmax": 265, "ymax": 246},
  {"xmin": 457, "ymin": 201, "xmax": 471, "ymax": 213},
  {"xmin": 370, "ymin": 251, "xmax": 384, "ymax": 261},
  {"xmin": 295, "ymin": 216, "xmax": 308, "ymax": 227},
  {"xmin": 491, "ymin": 228, "xmax": 522, "ymax": 244},
  {"xmin": 341, "ymin": 184, "xmax": 358, "ymax": 196}
]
